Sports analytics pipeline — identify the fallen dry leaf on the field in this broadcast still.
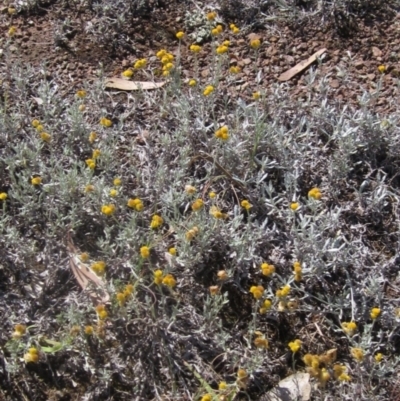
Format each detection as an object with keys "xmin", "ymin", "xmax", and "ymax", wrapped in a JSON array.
[
  {"xmin": 67, "ymin": 232, "xmax": 110, "ymax": 304},
  {"xmin": 105, "ymin": 78, "xmax": 166, "ymax": 90},
  {"xmin": 278, "ymin": 48, "xmax": 327, "ymax": 82}
]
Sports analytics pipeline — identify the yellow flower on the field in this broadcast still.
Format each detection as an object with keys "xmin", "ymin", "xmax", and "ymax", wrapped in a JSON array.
[
  {"xmin": 0, "ymin": 192, "xmax": 8, "ymax": 201},
  {"xmin": 89, "ymin": 131, "xmax": 97, "ymax": 143},
  {"xmin": 96, "ymin": 305, "xmax": 108, "ymax": 320},
  {"xmin": 109, "ymin": 189, "xmax": 118, "ymax": 197},
  {"xmin": 215, "ymin": 125, "xmax": 229, "ymax": 140},
  {"xmin": 237, "ymin": 369, "xmax": 247, "ymax": 379},
  {"xmin": 140, "ymin": 246, "xmax": 150, "ymax": 258},
  {"xmin": 162, "ymin": 70, "xmax": 170, "ymax": 77},
  {"xmin": 230, "ymin": 23, "xmax": 240, "ymax": 34},
  {"xmin": 79, "ymin": 105, "xmax": 86, "ymax": 112},
  {"xmin": 150, "ymin": 214, "xmax": 163, "ymax": 229},
  {"xmin": 223, "ymin": 40, "xmax": 230, "ymax": 46},
  {"xmin": 250, "ymin": 38, "xmax": 261, "ymax": 49},
  {"xmin": 176, "ymin": 31, "xmax": 185, "ymax": 39},
  {"xmin": 39, "ymin": 132, "xmax": 51, "ymax": 142},
  {"xmin": 201, "ymin": 394, "xmax": 212, "ymax": 401},
  {"xmin": 91, "ymin": 261, "xmax": 106, "ymax": 276},
  {"xmin": 333, "ymin": 364, "xmax": 346, "ymax": 379},
  {"xmin": 116, "ymin": 292, "xmax": 126, "ymax": 306},
  {"xmin": 31, "ymin": 119, "xmax": 40, "ymax": 128},
  {"xmin": 378, "ymin": 65, "xmax": 386, "ymax": 73},
  {"xmin": 216, "ymin": 45, "xmax": 228, "ymax": 54},
  {"xmin": 206, "ymin": 11, "xmax": 217, "ymax": 20},
  {"xmin": 216, "ymin": 25, "xmax": 223, "ymax": 33},
  {"xmin": 35, "ymin": 124, "xmax": 44, "ymax": 132},
  {"xmin": 276, "ymin": 285, "xmax": 290, "ymax": 298},
  {"xmin": 101, "ymin": 204, "xmax": 116, "ymax": 216},
  {"xmin": 293, "ymin": 261, "xmax": 302, "ymax": 273},
  {"xmin": 31, "ymin": 177, "xmax": 42, "ymax": 185},
  {"xmin": 341, "ymin": 321, "xmax": 357, "ymax": 336},
  {"xmin": 203, "ymin": 85, "xmax": 214, "ymax": 96},
  {"xmin": 122, "ymin": 69, "xmax": 134, "ymax": 78},
  {"xmin": 124, "ymin": 284, "xmax": 134, "ymax": 296},
  {"xmin": 156, "ymin": 49, "xmax": 167, "ymax": 58},
  {"xmin": 218, "ymin": 381, "xmax": 227, "ymax": 390},
  {"xmin": 84, "ymin": 325, "xmax": 94, "ymax": 335},
  {"xmin": 290, "ymin": 202, "xmax": 299, "ymax": 211},
  {"xmin": 375, "ymin": 352, "xmax": 383, "ymax": 362},
  {"xmin": 254, "ymin": 335, "xmax": 269, "ymax": 349},
  {"xmin": 127, "ymin": 198, "xmax": 144, "ymax": 211},
  {"xmin": 188, "ymin": 79, "xmax": 197, "ymax": 87},
  {"xmin": 79, "ymin": 253, "xmax": 90, "ymax": 262},
  {"xmin": 113, "ymin": 178, "xmax": 121, "ymax": 186},
  {"xmin": 350, "ymin": 347, "xmax": 364, "ymax": 362},
  {"xmin": 186, "ymin": 227, "xmax": 199, "ymax": 241},
  {"xmin": 84, "ymin": 184, "xmax": 95, "ymax": 193},
  {"xmin": 100, "ymin": 117, "xmax": 112, "ymax": 127},
  {"xmin": 168, "ymin": 247, "xmax": 177, "ymax": 255},
  {"xmin": 189, "ymin": 44, "xmax": 202, "ymax": 53},
  {"xmin": 370, "ymin": 307, "xmax": 381, "ymax": 320},
  {"xmin": 12, "ymin": 324, "xmax": 27, "ymax": 339},
  {"xmin": 162, "ymin": 274, "xmax": 176, "ymax": 288},
  {"xmin": 259, "ymin": 299, "xmax": 272, "ymax": 314},
  {"xmin": 163, "ymin": 62, "xmax": 174, "ymax": 71},
  {"xmin": 154, "ymin": 270, "xmax": 164, "ymax": 285},
  {"xmin": 217, "ymin": 270, "xmax": 228, "ymax": 280},
  {"xmin": 191, "ymin": 199, "xmax": 204, "ymax": 211},
  {"xmin": 252, "ymin": 91, "xmax": 261, "ymax": 100},
  {"xmin": 308, "ymin": 187, "xmax": 322, "ymax": 200},
  {"xmin": 209, "ymin": 191, "xmax": 216, "ymax": 199},
  {"xmin": 261, "ymin": 263, "xmax": 275, "ymax": 276},
  {"xmin": 210, "ymin": 206, "xmax": 228, "ymax": 219},
  {"xmin": 85, "ymin": 158, "xmax": 96, "ymax": 170},
  {"xmin": 209, "ymin": 285, "xmax": 219, "ymax": 295},
  {"xmin": 76, "ymin": 90, "xmax": 87, "ymax": 98},
  {"xmin": 161, "ymin": 54, "xmax": 174, "ymax": 64},
  {"xmin": 92, "ymin": 149, "xmax": 101, "ymax": 159},
  {"xmin": 241, "ymin": 200, "xmax": 252, "ymax": 210},
  {"xmin": 338, "ymin": 373, "xmax": 351, "ymax": 382},
  {"xmin": 8, "ymin": 26, "xmax": 17, "ymax": 37},
  {"xmin": 8, "ymin": 7, "xmax": 16, "ymax": 14},
  {"xmin": 24, "ymin": 347, "xmax": 39, "ymax": 363},
  {"xmin": 319, "ymin": 368, "xmax": 330, "ymax": 385},
  {"xmin": 185, "ymin": 185, "xmax": 197, "ymax": 194},
  {"xmin": 249, "ymin": 285, "xmax": 264, "ymax": 299},
  {"xmin": 211, "ymin": 28, "xmax": 220, "ymax": 36},
  {"xmin": 288, "ymin": 339, "xmax": 302, "ymax": 353},
  {"xmin": 134, "ymin": 58, "xmax": 147, "ymax": 69},
  {"xmin": 229, "ymin": 66, "xmax": 241, "ymax": 74}
]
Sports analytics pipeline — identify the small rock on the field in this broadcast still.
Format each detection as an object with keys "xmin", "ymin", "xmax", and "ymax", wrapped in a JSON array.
[
  {"xmin": 243, "ymin": 58, "xmax": 252, "ymax": 65},
  {"xmin": 201, "ymin": 69, "xmax": 209, "ymax": 77},
  {"xmin": 367, "ymin": 73, "xmax": 376, "ymax": 80},
  {"xmin": 330, "ymin": 79, "xmax": 340, "ymax": 88},
  {"xmin": 372, "ymin": 46, "xmax": 382, "ymax": 57},
  {"xmin": 354, "ymin": 60, "xmax": 364, "ymax": 69}
]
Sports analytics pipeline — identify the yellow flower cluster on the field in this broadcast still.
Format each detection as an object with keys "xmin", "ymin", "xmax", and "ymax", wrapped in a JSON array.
[
  {"xmin": 206, "ymin": 11, "xmax": 217, "ymax": 20},
  {"xmin": 95, "ymin": 304, "xmax": 108, "ymax": 320},
  {"xmin": 186, "ymin": 226, "xmax": 199, "ymax": 241},
  {"xmin": 303, "ymin": 350, "xmax": 337, "ymax": 386},
  {"xmin": 91, "ymin": 261, "xmax": 106, "ymax": 276},
  {"xmin": 217, "ymin": 270, "xmax": 228, "ymax": 280},
  {"xmin": 150, "ymin": 214, "xmax": 163, "ymax": 229},
  {"xmin": 211, "ymin": 24, "xmax": 223, "ymax": 36},
  {"xmin": 127, "ymin": 198, "xmax": 144, "ymax": 211},
  {"xmin": 168, "ymin": 247, "xmax": 177, "ymax": 255},
  {"xmin": 210, "ymin": 205, "xmax": 228, "ymax": 219},
  {"xmin": 203, "ymin": 85, "xmax": 214, "ymax": 96},
  {"xmin": 249, "ymin": 285, "xmax": 264, "ymax": 299},
  {"xmin": 293, "ymin": 261, "xmax": 302, "ymax": 282},
  {"xmin": 176, "ymin": 31, "xmax": 185, "ymax": 39},
  {"xmin": 116, "ymin": 284, "xmax": 134, "ymax": 306},
  {"xmin": 308, "ymin": 187, "xmax": 322, "ymax": 200},
  {"xmin": 254, "ymin": 332, "xmax": 269, "ymax": 349},
  {"xmin": 241, "ymin": 199, "xmax": 252, "ymax": 210},
  {"xmin": 24, "ymin": 347, "xmax": 39, "ymax": 363},
  {"xmin": 259, "ymin": 299, "xmax": 272, "ymax": 314},
  {"xmin": 370, "ymin": 307, "xmax": 381, "ymax": 320},
  {"xmin": 378, "ymin": 65, "xmax": 386, "ymax": 73},
  {"xmin": 79, "ymin": 252, "xmax": 90, "ymax": 262},
  {"xmin": 0, "ymin": 192, "xmax": 7, "ymax": 201},
  {"xmin": 288, "ymin": 339, "xmax": 302, "ymax": 353},
  {"xmin": 191, "ymin": 198, "xmax": 204, "ymax": 211},
  {"xmin": 89, "ymin": 131, "xmax": 97, "ymax": 143},
  {"xmin": 341, "ymin": 321, "xmax": 357, "ymax": 336},
  {"xmin": 216, "ymin": 44, "xmax": 228, "ymax": 54},
  {"xmin": 215, "ymin": 126, "xmax": 229, "ymax": 140},
  {"xmin": 122, "ymin": 69, "xmax": 133, "ymax": 78},
  {"xmin": 189, "ymin": 44, "xmax": 202, "ymax": 53},
  {"xmin": 229, "ymin": 23, "xmax": 240, "ymax": 34},
  {"xmin": 250, "ymin": 39, "xmax": 261, "ymax": 49},
  {"xmin": 134, "ymin": 58, "xmax": 147, "ymax": 69},
  {"xmin": 185, "ymin": 185, "xmax": 196, "ymax": 194},
  {"xmin": 290, "ymin": 202, "xmax": 299, "ymax": 211},
  {"xmin": 351, "ymin": 347, "xmax": 364, "ymax": 362},
  {"xmin": 153, "ymin": 270, "xmax": 176, "ymax": 287},
  {"xmin": 276, "ymin": 285, "xmax": 290, "ymax": 298},
  {"xmin": 229, "ymin": 66, "xmax": 241, "ymax": 74},
  {"xmin": 209, "ymin": 285, "xmax": 219, "ymax": 295},
  {"xmin": 101, "ymin": 204, "xmax": 116, "ymax": 216},
  {"xmin": 32, "ymin": 119, "xmax": 52, "ymax": 142},
  {"xmin": 86, "ymin": 158, "xmax": 96, "ymax": 170},
  {"xmin": 261, "ymin": 262, "xmax": 275, "ymax": 277},
  {"xmin": 156, "ymin": 49, "xmax": 174, "ymax": 76},
  {"xmin": 333, "ymin": 364, "xmax": 351, "ymax": 381},
  {"xmin": 252, "ymin": 91, "xmax": 261, "ymax": 100},
  {"xmin": 31, "ymin": 176, "xmax": 42, "ymax": 186},
  {"xmin": 100, "ymin": 117, "xmax": 112, "ymax": 127},
  {"xmin": 76, "ymin": 89, "xmax": 87, "ymax": 98},
  {"xmin": 188, "ymin": 79, "xmax": 196, "ymax": 87}
]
